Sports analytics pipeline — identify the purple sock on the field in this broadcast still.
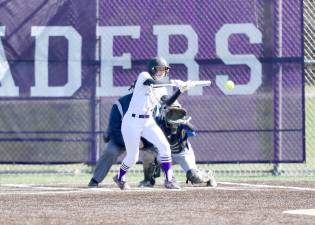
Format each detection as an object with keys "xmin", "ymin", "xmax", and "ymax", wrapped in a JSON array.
[
  {"xmin": 118, "ymin": 163, "xmax": 129, "ymax": 181},
  {"xmin": 118, "ymin": 168, "xmax": 127, "ymax": 182},
  {"xmin": 161, "ymin": 162, "xmax": 173, "ymax": 181}
]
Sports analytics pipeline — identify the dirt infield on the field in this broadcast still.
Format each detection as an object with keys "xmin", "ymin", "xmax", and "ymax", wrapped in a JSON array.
[{"xmin": 0, "ymin": 181, "xmax": 315, "ymax": 225}]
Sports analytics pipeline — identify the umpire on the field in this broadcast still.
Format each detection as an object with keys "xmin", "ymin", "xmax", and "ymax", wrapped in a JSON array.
[{"xmin": 88, "ymin": 93, "xmax": 133, "ymax": 187}]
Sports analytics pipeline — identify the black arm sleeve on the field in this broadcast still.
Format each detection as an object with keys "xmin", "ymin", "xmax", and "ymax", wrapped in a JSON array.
[
  {"xmin": 160, "ymin": 89, "xmax": 181, "ymax": 106},
  {"xmin": 143, "ymin": 78, "xmax": 169, "ymax": 86}
]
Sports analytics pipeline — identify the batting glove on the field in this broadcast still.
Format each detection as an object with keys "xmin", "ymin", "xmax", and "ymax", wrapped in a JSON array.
[{"xmin": 179, "ymin": 80, "xmax": 196, "ymax": 92}]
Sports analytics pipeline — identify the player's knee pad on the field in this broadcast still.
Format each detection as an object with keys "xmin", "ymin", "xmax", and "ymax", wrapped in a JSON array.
[{"xmin": 143, "ymin": 149, "xmax": 157, "ymax": 163}]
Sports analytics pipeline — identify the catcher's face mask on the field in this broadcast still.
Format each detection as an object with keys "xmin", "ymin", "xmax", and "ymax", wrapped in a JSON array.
[{"xmin": 164, "ymin": 106, "xmax": 189, "ymax": 134}]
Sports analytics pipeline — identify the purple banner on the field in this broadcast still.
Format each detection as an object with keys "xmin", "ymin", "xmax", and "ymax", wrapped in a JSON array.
[
  {"xmin": 0, "ymin": 0, "xmax": 97, "ymax": 163},
  {"xmin": 0, "ymin": 0, "xmax": 96, "ymax": 97}
]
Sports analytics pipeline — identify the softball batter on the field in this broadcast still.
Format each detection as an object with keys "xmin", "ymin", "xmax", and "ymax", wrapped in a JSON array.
[{"xmin": 114, "ymin": 57, "xmax": 184, "ymax": 190}]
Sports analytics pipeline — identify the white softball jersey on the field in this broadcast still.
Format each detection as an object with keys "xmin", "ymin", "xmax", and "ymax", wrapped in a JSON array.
[
  {"xmin": 121, "ymin": 72, "xmax": 171, "ymax": 167},
  {"xmin": 126, "ymin": 71, "xmax": 167, "ymax": 116}
]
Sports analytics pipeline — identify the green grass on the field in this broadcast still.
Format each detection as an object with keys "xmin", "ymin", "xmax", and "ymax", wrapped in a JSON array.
[
  {"xmin": 1, "ymin": 163, "xmax": 315, "ymax": 186},
  {"xmin": 1, "ymin": 172, "xmax": 315, "ymax": 186}
]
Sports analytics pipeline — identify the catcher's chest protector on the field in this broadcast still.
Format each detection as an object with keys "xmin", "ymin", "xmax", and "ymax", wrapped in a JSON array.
[{"xmin": 165, "ymin": 127, "xmax": 187, "ymax": 154}]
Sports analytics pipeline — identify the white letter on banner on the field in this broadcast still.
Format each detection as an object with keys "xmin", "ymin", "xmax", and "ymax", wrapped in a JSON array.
[
  {"xmin": 153, "ymin": 25, "xmax": 200, "ymax": 95},
  {"xmin": 0, "ymin": 26, "xmax": 19, "ymax": 96},
  {"xmin": 97, "ymin": 26, "xmax": 140, "ymax": 96},
  {"xmin": 216, "ymin": 23, "xmax": 262, "ymax": 95},
  {"xmin": 31, "ymin": 26, "xmax": 82, "ymax": 97}
]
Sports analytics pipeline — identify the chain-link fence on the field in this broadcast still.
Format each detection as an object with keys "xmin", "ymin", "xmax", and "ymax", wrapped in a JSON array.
[
  {"xmin": 201, "ymin": 0, "xmax": 314, "ymax": 176},
  {"xmin": 0, "ymin": 0, "xmax": 313, "ymax": 176}
]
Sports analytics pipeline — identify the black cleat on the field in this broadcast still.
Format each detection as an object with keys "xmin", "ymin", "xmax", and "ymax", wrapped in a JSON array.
[
  {"xmin": 138, "ymin": 179, "xmax": 155, "ymax": 188},
  {"xmin": 113, "ymin": 175, "xmax": 130, "ymax": 190},
  {"xmin": 88, "ymin": 179, "xmax": 99, "ymax": 188}
]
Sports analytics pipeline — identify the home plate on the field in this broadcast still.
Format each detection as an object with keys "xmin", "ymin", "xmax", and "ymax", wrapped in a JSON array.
[{"xmin": 283, "ymin": 209, "xmax": 315, "ymax": 216}]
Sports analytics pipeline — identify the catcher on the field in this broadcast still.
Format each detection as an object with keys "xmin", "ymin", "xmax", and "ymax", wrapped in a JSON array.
[{"xmin": 139, "ymin": 101, "xmax": 217, "ymax": 188}]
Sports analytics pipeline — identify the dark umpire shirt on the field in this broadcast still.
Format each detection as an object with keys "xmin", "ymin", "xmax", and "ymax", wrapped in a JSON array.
[{"xmin": 107, "ymin": 93, "xmax": 133, "ymax": 147}]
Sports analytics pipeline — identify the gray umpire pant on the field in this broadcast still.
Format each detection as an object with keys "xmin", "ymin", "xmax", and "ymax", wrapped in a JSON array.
[{"xmin": 92, "ymin": 140, "xmax": 125, "ymax": 183}]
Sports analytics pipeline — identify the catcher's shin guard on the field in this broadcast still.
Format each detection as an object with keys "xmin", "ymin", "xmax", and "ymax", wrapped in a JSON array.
[
  {"xmin": 206, "ymin": 170, "xmax": 217, "ymax": 187},
  {"xmin": 142, "ymin": 161, "xmax": 160, "ymax": 186},
  {"xmin": 186, "ymin": 169, "xmax": 204, "ymax": 184},
  {"xmin": 153, "ymin": 158, "xmax": 161, "ymax": 178},
  {"xmin": 186, "ymin": 169, "xmax": 217, "ymax": 187},
  {"xmin": 142, "ymin": 148, "xmax": 160, "ymax": 186}
]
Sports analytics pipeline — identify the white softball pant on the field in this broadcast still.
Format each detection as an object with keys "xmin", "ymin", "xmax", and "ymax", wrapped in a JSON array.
[
  {"xmin": 171, "ymin": 142, "xmax": 198, "ymax": 172},
  {"xmin": 121, "ymin": 114, "xmax": 171, "ymax": 167}
]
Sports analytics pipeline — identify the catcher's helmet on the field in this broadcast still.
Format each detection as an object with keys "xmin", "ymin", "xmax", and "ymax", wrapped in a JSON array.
[
  {"xmin": 147, "ymin": 57, "xmax": 170, "ymax": 79},
  {"xmin": 160, "ymin": 102, "xmax": 189, "ymax": 134},
  {"xmin": 165, "ymin": 106, "xmax": 187, "ymax": 124}
]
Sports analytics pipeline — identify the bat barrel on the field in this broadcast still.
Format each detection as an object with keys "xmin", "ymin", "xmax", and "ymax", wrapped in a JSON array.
[{"xmin": 151, "ymin": 80, "xmax": 211, "ymax": 88}]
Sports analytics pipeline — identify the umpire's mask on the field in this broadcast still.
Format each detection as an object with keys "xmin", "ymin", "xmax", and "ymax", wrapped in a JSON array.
[{"xmin": 164, "ymin": 105, "xmax": 188, "ymax": 134}]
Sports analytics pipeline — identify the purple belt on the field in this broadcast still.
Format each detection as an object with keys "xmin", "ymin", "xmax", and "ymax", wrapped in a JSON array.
[{"xmin": 132, "ymin": 113, "xmax": 150, "ymax": 119}]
